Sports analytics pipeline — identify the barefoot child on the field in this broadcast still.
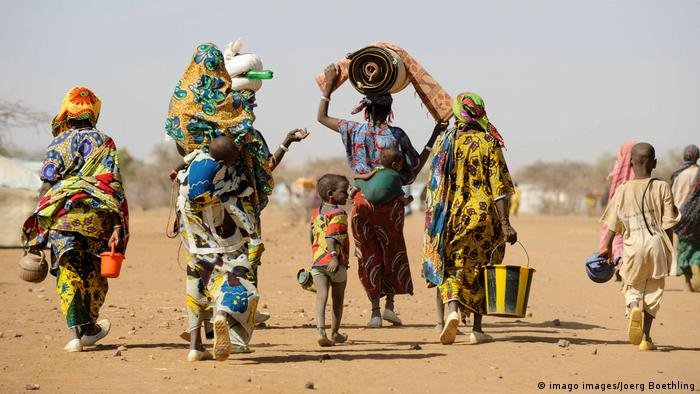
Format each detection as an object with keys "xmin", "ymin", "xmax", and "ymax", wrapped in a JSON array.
[
  {"xmin": 310, "ymin": 174, "xmax": 350, "ymax": 346},
  {"xmin": 351, "ymin": 148, "xmax": 413, "ymax": 207},
  {"xmin": 601, "ymin": 142, "xmax": 680, "ymax": 350}
]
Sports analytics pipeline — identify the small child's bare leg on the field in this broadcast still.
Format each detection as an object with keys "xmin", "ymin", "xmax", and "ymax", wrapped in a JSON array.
[
  {"xmin": 314, "ymin": 274, "xmax": 333, "ymax": 346},
  {"xmin": 330, "ymin": 280, "xmax": 347, "ymax": 343}
]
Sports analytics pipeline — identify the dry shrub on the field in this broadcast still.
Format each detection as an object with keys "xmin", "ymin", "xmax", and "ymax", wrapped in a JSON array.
[
  {"xmin": 119, "ymin": 144, "xmax": 179, "ymax": 210},
  {"xmin": 516, "ymin": 147, "xmax": 685, "ymax": 214}
]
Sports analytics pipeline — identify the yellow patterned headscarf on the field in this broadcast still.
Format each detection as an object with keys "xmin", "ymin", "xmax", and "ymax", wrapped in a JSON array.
[
  {"xmin": 165, "ymin": 43, "xmax": 254, "ymax": 153},
  {"xmin": 51, "ymin": 87, "xmax": 101, "ymax": 136}
]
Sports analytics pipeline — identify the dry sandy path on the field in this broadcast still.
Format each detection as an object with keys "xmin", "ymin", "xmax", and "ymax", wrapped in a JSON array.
[{"xmin": 1, "ymin": 207, "xmax": 698, "ymax": 393}]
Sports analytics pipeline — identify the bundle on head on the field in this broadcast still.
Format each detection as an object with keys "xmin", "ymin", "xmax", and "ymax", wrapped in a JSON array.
[
  {"xmin": 347, "ymin": 46, "xmax": 409, "ymax": 96},
  {"xmin": 224, "ymin": 38, "xmax": 264, "ymax": 92}
]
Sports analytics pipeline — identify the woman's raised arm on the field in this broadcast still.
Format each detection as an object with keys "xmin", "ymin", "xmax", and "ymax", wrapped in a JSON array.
[{"xmin": 317, "ymin": 64, "xmax": 341, "ymax": 132}]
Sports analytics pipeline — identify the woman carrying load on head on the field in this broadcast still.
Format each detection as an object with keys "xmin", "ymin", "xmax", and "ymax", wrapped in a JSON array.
[
  {"xmin": 422, "ymin": 92, "xmax": 517, "ymax": 345},
  {"xmin": 317, "ymin": 64, "xmax": 447, "ymax": 328},
  {"xmin": 22, "ymin": 87, "xmax": 129, "ymax": 353},
  {"xmin": 670, "ymin": 144, "xmax": 700, "ymax": 292},
  {"xmin": 166, "ymin": 42, "xmax": 308, "ymax": 361}
]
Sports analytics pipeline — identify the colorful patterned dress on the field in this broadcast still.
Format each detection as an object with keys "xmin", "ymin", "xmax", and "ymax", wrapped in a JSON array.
[
  {"xmin": 338, "ymin": 119, "xmax": 419, "ymax": 299},
  {"xmin": 422, "ymin": 129, "xmax": 514, "ymax": 314},
  {"xmin": 166, "ymin": 43, "xmax": 274, "ymax": 287},
  {"xmin": 311, "ymin": 207, "xmax": 350, "ymax": 268},
  {"xmin": 177, "ymin": 150, "xmax": 259, "ymax": 346},
  {"xmin": 671, "ymin": 145, "xmax": 700, "ymax": 277},
  {"xmin": 23, "ymin": 126, "xmax": 128, "ymax": 329}
]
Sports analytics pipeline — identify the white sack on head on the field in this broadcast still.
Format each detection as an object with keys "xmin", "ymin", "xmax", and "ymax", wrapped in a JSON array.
[
  {"xmin": 224, "ymin": 38, "xmax": 264, "ymax": 92},
  {"xmin": 224, "ymin": 38, "xmax": 243, "ymax": 61},
  {"xmin": 231, "ymin": 78, "xmax": 263, "ymax": 92}
]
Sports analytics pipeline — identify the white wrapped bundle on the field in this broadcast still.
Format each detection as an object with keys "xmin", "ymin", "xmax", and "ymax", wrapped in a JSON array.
[{"xmin": 224, "ymin": 38, "xmax": 264, "ymax": 92}]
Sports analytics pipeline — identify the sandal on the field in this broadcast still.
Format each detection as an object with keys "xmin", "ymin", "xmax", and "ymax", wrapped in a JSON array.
[
  {"xmin": 81, "ymin": 319, "xmax": 111, "ymax": 346},
  {"xmin": 440, "ymin": 311, "xmax": 459, "ymax": 345},
  {"xmin": 213, "ymin": 315, "xmax": 231, "ymax": 361}
]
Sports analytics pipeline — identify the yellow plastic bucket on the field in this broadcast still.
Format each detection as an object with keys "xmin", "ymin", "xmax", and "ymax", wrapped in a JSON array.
[{"xmin": 484, "ymin": 241, "xmax": 535, "ymax": 318}]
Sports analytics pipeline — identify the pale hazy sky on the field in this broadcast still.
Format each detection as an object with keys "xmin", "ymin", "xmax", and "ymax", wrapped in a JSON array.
[{"xmin": 2, "ymin": 0, "xmax": 698, "ymax": 171}]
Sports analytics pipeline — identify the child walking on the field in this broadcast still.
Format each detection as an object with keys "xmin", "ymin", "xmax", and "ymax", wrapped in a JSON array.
[
  {"xmin": 310, "ymin": 174, "xmax": 350, "ymax": 346},
  {"xmin": 601, "ymin": 143, "xmax": 680, "ymax": 350}
]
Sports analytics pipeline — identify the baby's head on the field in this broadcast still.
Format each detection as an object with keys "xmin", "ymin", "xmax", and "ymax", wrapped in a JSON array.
[
  {"xmin": 316, "ymin": 174, "xmax": 349, "ymax": 205},
  {"xmin": 380, "ymin": 148, "xmax": 404, "ymax": 172},
  {"xmin": 630, "ymin": 142, "xmax": 656, "ymax": 176},
  {"xmin": 209, "ymin": 136, "xmax": 240, "ymax": 167}
]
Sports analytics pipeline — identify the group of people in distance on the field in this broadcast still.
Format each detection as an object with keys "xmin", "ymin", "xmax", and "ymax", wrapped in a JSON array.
[{"xmin": 20, "ymin": 40, "xmax": 698, "ymax": 361}]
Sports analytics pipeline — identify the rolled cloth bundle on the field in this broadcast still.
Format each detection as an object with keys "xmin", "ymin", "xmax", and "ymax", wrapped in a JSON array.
[
  {"xmin": 315, "ymin": 42, "xmax": 452, "ymax": 122},
  {"xmin": 347, "ymin": 46, "xmax": 410, "ymax": 96}
]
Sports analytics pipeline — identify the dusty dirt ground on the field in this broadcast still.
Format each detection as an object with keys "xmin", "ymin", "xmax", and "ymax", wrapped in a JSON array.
[{"xmin": 1, "ymin": 206, "xmax": 698, "ymax": 393}]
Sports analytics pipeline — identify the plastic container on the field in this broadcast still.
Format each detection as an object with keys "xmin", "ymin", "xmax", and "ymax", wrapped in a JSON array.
[
  {"xmin": 244, "ymin": 70, "xmax": 274, "ymax": 80},
  {"xmin": 100, "ymin": 245, "xmax": 124, "ymax": 278},
  {"xmin": 297, "ymin": 268, "xmax": 316, "ymax": 293},
  {"xmin": 483, "ymin": 241, "xmax": 535, "ymax": 318}
]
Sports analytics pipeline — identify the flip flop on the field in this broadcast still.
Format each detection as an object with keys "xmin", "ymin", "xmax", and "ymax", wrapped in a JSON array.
[
  {"xmin": 64, "ymin": 338, "xmax": 82, "ymax": 353},
  {"xmin": 440, "ymin": 311, "xmax": 459, "ymax": 345},
  {"xmin": 468, "ymin": 331, "xmax": 493, "ymax": 344},
  {"xmin": 187, "ymin": 349, "xmax": 213, "ymax": 361},
  {"xmin": 367, "ymin": 316, "xmax": 382, "ymax": 328},
  {"xmin": 639, "ymin": 340, "xmax": 656, "ymax": 351},
  {"xmin": 232, "ymin": 345, "xmax": 255, "ymax": 354},
  {"xmin": 213, "ymin": 315, "xmax": 231, "ymax": 361},
  {"xmin": 628, "ymin": 307, "xmax": 643, "ymax": 346},
  {"xmin": 81, "ymin": 319, "xmax": 111, "ymax": 346},
  {"xmin": 382, "ymin": 309, "xmax": 403, "ymax": 326}
]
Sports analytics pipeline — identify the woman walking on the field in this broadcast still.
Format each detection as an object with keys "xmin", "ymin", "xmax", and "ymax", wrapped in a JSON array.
[
  {"xmin": 422, "ymin": 92, "xmax": 517, "ymax": 345},
  {"xmin": 317, "ymin": 64, "xmax": 445, "ymax": 327},
  {"xmin": 22, "ymin": 86, "xmax": 129, "ymax": 352},
  {"xmin": 671, "ymin": 144, "xmax": 700, "ymax": 291}
]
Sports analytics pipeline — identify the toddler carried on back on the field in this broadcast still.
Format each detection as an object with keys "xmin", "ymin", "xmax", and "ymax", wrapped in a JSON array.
[{"xmin": 351, "ymin": 148, "xmax": 413, "ymax": 207}]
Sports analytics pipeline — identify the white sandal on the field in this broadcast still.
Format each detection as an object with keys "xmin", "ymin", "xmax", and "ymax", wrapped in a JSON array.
[
  {"xmin": 81, "ymin": 320, "xmax": 111, "ymax": 346},
  {"xmin": 213, "ymin": 315, "xmax": 231, "ymax": 361},
  {"xmin": 64, "ymin": 338, "xmax": 83, "ymax": 352},
  {"xmin": 382, "ymin": 309, "xmax": 403, "ymax": 325},
  {"xmin": 367, "ymin": 316, "xmax": 382, "ymax": 328},
  {"xmin": 468, "ymin": 331, "xmax": 493, "ymax": 344},
  {"xmin": 440, "ymin": 311, "xmax": 460, "ymax": 345},
  {"xmin": 187, "ymin": 349, "xmax": 213, "ymax": 362}
]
